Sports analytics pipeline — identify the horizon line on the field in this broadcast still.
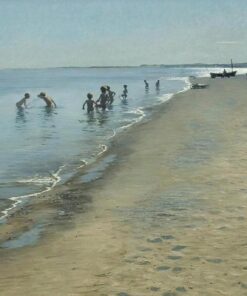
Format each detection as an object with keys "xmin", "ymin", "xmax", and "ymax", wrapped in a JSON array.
[{"xmin": 1, "ymin": 62, "xmax": 247, "ymax": 71}]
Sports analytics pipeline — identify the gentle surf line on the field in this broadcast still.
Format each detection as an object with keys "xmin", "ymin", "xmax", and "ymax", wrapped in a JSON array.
[{"xmin": 0, "ymin": 166, "xmax": 64, "ymax": 221}]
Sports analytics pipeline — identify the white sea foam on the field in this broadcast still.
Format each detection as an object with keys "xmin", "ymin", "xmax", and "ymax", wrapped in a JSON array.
[
  {"xmin": 78, "ymin": 159, "xmax": 89, "ymax": 168},
  {"xmin": 107, "ymin": 129, "xmax": 117, "ymax": 140},
  {"xmin": 157, "ymin": 93, "xmax": 173, "ymax": 103},
  {"xmin": 97, "ymin": 144, "xmax": 108, "ymax": 156},
  {"xmin": 116, "ymin": 108, "xmax": 146, "ymax": 133},
  {"xmin": 0, "ymin": 165, "xmax": 65, "ymax": 221}
]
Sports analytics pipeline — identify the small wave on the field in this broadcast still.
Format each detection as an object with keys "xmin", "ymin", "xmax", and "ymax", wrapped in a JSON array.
[
  {"xmin": 0, "ymin": 165, "xmax": 65, "ymax": 221},
  {"xmin": 78, "ymin": 159, "xmax": 88, "ymax": 169},
  {"xmin": 107, "ymin": 129, "xmax": 117, "ymax": 140},
  {"xmin": 167, "ymin": 76, "xmax": 190, "ymax": 82},
  {"xmin": 17, "ymin": 176, "xmax": 57, "ymax": 186},
  {"xmin": 157, "ymin": 93, "xmax": 174, "ymax": 103},
  {"xmin": 233, "ymin": 67, "xmax": 247, "ymax": 75},
  {"xmin": 116, "ymin": 107, "xmax": 146, "ymax": 133},
  {"xmin": 97, "ymin": 144, "xmax": 108, "ymax": 156}
]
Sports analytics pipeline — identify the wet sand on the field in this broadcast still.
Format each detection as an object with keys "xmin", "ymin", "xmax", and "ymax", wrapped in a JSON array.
[{"xmin": 1, "ymin": 76, "xmax": 247, "ymax": 295}]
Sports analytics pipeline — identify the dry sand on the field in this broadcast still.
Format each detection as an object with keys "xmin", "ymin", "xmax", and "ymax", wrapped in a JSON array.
[{"xmin": 1, "ymin": 76, "xmax": 247, "ymax": 295}]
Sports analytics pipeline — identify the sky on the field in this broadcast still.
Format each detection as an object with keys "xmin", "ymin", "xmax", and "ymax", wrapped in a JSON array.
[{"xmin": 0, "ymin": 0, "xmax": 247, "ymax": 68}]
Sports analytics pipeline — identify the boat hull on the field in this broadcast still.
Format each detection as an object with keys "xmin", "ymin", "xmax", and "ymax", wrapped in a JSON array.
[{"xmin": 210, "ymin": 71, "xmax": 237, "ymax": 78}]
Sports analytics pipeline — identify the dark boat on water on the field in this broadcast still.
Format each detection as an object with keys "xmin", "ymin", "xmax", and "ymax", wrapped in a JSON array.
[{"xmin": 210, "ymin": 59, "xmax": 237, "ymax": 78}]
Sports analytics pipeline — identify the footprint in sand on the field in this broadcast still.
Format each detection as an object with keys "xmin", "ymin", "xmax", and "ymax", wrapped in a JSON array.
[
  {"xmin": 161, "ymin": 235, "xmax": 175, "ymax": 240},
  {"xmin": 150, "ymin": 286, "xmax": 160, "ymax": 292},
  {"xmin": 167, "ymin": 255, "xmax": 183, "ymax": 260},
  {"xmin": 176, "ymin": 286, "xmax": 187, "ymax": 292},
  {"xmin": 147, "ymin": 237, "xmax": 163, "ymax": 243},
  {"xmin": 138, "ymin": 247, "xmax": 152, "ymax": 252},
  {"xmin": 206, "ymin": 258, "xmax": 223, "ymax": 264},
  {"xmin": 172, "ymin": 267, "xmax": 183, "ymax": 273},
  {"xmin": 240, "ymin": 282, "xmax": 247, "ymax": 289},
  {"xmin": 172, "ymin": 245, "xmax": 187, "ymax": 251},
  {"xmin": 162, "ymin": 292, "xmax": 177, "ymax": 296},
  {"xmin": 156, "ymin": 266, "xmax": 170, "ymax": 271}
]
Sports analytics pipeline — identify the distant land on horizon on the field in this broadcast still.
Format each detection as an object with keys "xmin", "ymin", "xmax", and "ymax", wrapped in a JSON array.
[
  {"xmin": 139, "ymin": 62, "xmax": 247, "ymax": 68},
  {"xmin": 2, "ymin": 62, "xmax": 247, "ymax": 71},
  {"xmin": 64, "ymin": 62, "xmax": 247, "ymax": 69}
]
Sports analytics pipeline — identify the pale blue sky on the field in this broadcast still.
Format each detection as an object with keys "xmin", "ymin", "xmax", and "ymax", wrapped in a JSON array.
[{"xmin": 0, "ymin": 0, "xmax": 247, "ymax": 68}]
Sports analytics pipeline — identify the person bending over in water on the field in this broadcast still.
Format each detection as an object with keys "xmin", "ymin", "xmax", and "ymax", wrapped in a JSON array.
[
  {"xmin": 121, "ymin": 85, "xmax": 128, "ymax": 99},
  {"xmin": 106, "ymin": 86, "xmax": 116, "ymax": 105},
  {"xmin": 144, "ymin": 80, "xmax": 149, "ymax": 89},
  {"xmin": 38, "ymin": 92, "xmax": 57, "ymax": 108},
  {"xmin": 16, "ymin": 93, "xmax": 30, "ymax": 108},
  {"xmin": 82, "ymin": 93, "xmax": 96, "ymax": 113},
  {"xmin": 96, "ymin": 86, "xmax": 109, "ymax": 110}
]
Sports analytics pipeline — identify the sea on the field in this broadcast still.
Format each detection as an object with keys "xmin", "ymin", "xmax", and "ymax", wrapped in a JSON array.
[{"xmin": 0, "ymin": 66, "xmax": 246, "ymax": 220}]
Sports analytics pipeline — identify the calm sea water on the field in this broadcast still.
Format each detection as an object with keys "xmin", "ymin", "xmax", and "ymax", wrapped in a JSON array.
[{"xmin": 0, "ymin": 66, "xmax": 244, "ymax": 218}]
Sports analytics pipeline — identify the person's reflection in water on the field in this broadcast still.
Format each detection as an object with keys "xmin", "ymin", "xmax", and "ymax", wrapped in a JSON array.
[
  {"xmin": 15, "ymin": 108, "xmax": 27, "ymax": 127},
  {"xmin": 40, "ymin": 106, "xmax": 57, "ymax": 130},
  {"xmin": 155, "ymin": 79, "xmax": 160, "ymax": 95},
  {"xmin": 121, "ymin": 97, "xmax": 128, "ymax": 106},
  {"xmin": 44, "ymin": 106, "xmax": 55, "ymax": 117},
  {"xmin": 86, "ymin": 112, "xmax": 96, "ymax": 125},
  {"xmin": 96, "ymin": 109, "xmax": 109, "ymax": 126}
]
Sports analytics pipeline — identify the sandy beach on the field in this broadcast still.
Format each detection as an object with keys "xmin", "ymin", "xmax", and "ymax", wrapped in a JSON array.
[{"xmin": 1, "ymin": 75, "xmax": 247, "ymax": 295}]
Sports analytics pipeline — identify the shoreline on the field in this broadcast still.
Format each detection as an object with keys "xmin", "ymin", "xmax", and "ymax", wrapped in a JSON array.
[
  {"xmin": 1, "ymin": 75, "xmax": 247, "ymax": 295},
  {"xmin": 0, "ymin": 76, "xmax": 190, "ymax": 225}
]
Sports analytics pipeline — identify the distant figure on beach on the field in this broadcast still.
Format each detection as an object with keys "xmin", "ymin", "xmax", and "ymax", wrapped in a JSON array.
[
  {"xmin": 155, "ymin": 80, "xmax": 160, "ymax": 90},
  {"xmin": 82, "ymin": 93, "xmax": 96, "ymax": 113},
  {"xmin": 121, "ymin": 85, "xmax": 128, "ymax": 99},
  {"xmin": 106, "ymin": 86, "xmax": 116, "ymax": 105},
  {"xmin": 38, "ymin": 92, "xmax": 57, "ymax": 108},
  {"xmin": 144, "ymin": 80, "xmax": 149, "ymax": 89},
  {"xmin": 96, "ymin": 86, "xmax": 109, "ymax": 110},
  {"xmin": 16, "ymin": 93, "xmax": 30, "ymax": 108}
]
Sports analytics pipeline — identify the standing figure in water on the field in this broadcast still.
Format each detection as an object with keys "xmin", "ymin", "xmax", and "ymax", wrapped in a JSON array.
[
  {"xmin": 106, "ymin": 86, "xmax": 116, "ymax": 105},
  {"xmin": 96, "ymin": 86, "xmax": 109, "ymax": 110},
  {"xmin": 121, "ymin": 85, "xmax": 128, "ymax": 99},
  {"xmin": 82, "ymin": 93, "xmax": 96, "ymax": 113},
  {"xmin": 144, "ymin": 80, "xmax": 149, "ymax": 89},
  {"xmin": 16, "ymin": 93, "xmax": 30, "ymax": 108},
  {"xmin": 155, "ymin": 80, "xmax": 160, "ymax": 90},
  {"xmin": 38, "ymin": 92, "xmax": 57, "ymax": 108}
]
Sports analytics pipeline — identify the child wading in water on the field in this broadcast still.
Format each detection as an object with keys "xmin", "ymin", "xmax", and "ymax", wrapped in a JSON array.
[
  {"xmin": 38, "ymin": 92, "xmax": 57, "ymax": 108},
  {"xmin": 82, "ymin": 93, "xmax": 96, "ymax": 113},
  {"xmin": 106, "ymin": 86, "xmax": 116, "ymax": 105},
  {"xmin": 121, "ymin": 85, "xmax": 128, "ymax": 99},
  {"xmin": 96, "ymin": 86, "xmax": 109, "ymax": 110},
  {"xmin": 16, "ymin": 93, "xmax": 30, "ymax": 108},
  {"xmin": 155, "ymin": 80, "xmax": 160, "ymax": 90},
  {"xmin": 144, "ymin": 80, "xmax": 149, "ymax": 89}
]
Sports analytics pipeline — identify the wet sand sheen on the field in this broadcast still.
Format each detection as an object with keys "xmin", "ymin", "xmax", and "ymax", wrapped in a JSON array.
[{"xmin": 1, "ymin": 76, "xmax": 247, "ymax": 295}]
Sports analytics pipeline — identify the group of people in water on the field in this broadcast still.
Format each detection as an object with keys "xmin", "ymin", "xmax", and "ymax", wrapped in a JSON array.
[
  {"xmin": 83, "ymin": 85, "xmax": 120, "ymax": 113},
  {"xmin": 16, "ymin": 92, "xmax": 57, "ymax": 109},
  {"xmin": 16, "ymin": 80, "xmax": 160, "ymax": 114},
  {"xmin": 82, "ymin": 84, "xmax": 129, "ymax": 113},
  {"xmin": 144, "ymin": 79, "xmax": 160, "ymax": 90}
]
